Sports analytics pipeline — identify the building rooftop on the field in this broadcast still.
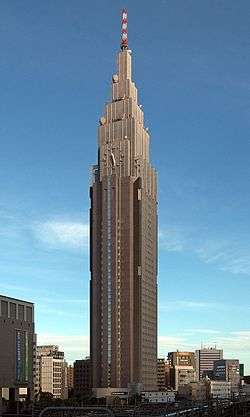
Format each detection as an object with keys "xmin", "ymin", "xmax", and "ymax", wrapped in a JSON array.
[{"xmin": 0, "ymin": 294, "xmax": 34, "ymax": 305}]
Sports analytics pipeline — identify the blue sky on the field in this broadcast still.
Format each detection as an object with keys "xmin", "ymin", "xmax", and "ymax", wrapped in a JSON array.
[{"xmin": 1, "ymin": 0, "xmax": 250, "ymax": 372}]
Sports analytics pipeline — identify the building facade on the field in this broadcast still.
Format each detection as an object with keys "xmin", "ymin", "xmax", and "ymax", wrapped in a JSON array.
[
  {"xmin": 213, "ymin": 359, "xmax": 240, "ymax": 393},
  {"xmin": 164, "ymin": 360, "xmax": 171, "ymax": 389},
  {"xmin": 157, "ymin": 359, "xmax": 166, "ymax": 390},
  {"xmin": 239, "ymin": 364, "xmax": 244, "ymax": 378},
  {"xmin": 170, "ymin": 366, "xmax": 196, "ymax": 392},
  {"xmin": 168, "ymin": 352, "xmax": 196, "ymax": 391},
  {"xmin": 73, "ymin": 359, "xmax": 91, "ymax": 396},
  {"xmin": 168, "ymin": 351, "xmax": 195, "ymax": 368},
  {"xmin": 0, "ymin": 295, "xmax": 35, "ymax": 405},
  {"xmin": 90, "ymin": 10, "xmax": 157, "ymax": 391},
  {"xmin": 36, "ymin": 345, "xmax": 68, "ymax": 399},
  {"xmin": 195, "ymin": 348, "xmax": 223, "ymax": 381},
  {"xmin": 178, "ymin": 381, "xmax": 207, "ymax": 403},
  {"xmin": 141, "ymin": 391, "xmax": 175, "ymax": 403},
  {"xmin": 207, "ymin": 380, "xmax": 231, "ymax": 399},
  {"xmin": 67, "ymin": 364, "xmax": 74, "ymax": 393}
]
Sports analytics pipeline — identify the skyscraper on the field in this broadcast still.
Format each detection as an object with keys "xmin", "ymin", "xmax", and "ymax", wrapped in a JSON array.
[{"xmin": 90, "ymin": 10, "xmax": 158, "ymax": 391}]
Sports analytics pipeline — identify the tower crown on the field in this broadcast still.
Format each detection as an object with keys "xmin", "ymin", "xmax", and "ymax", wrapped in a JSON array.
[{"xmin": 121, "ymin": 9, "xmax": 128, "ymax": 50}]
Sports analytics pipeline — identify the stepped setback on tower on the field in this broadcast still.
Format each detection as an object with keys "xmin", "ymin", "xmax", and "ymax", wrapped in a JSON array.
[{"xmin": 90, "ymin": 10, "xmax": 158, "ymax": 391}]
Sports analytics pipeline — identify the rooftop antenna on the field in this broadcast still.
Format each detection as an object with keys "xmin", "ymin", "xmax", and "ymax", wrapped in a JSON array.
[{"xmin": 121, "ymin": 9, "xmax": 128, "ymax": 50}]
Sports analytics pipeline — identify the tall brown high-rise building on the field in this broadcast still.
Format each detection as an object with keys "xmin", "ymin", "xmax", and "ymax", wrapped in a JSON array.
[{"xmin": 90, "ymin": 10, "xmax": 157, "ymax": 391}]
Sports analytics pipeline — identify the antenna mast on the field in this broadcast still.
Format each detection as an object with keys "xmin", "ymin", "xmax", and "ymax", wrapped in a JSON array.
[{"xmin": 121, "ymin": 9, "xmax": 128, "ymax": 50}]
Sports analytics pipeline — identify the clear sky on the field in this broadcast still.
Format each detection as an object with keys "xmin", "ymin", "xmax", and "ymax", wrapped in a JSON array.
[{"xmin": 1, "ymin": 0, "xmax": 250, "ymax": 372}]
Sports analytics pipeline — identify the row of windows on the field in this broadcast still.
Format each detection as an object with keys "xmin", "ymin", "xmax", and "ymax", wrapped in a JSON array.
[{"xmin": 0, "ymin": 300, "xmax": 33, "ymax": 322}]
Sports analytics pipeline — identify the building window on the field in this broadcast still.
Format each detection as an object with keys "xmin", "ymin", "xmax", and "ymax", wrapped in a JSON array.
[
  {"xmin": 26, "ymin": 306, "xmax": 33, "ymax": 322},
  {"xmin": 18, "ymin": 305, "xmax": 25, "ymax": 320},
  {"xmin": 1, "ymin": 301, "xmax": 8, "ymax": 317},
  {"xmin": 10, "ymin": 302, "xmax": 17, "ymax": 319}
]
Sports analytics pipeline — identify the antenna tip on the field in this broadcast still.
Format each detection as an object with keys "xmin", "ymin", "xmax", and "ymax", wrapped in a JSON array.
[{"xmin": 121, "ymin": 9, "xmax": 128, "ymax": 50}]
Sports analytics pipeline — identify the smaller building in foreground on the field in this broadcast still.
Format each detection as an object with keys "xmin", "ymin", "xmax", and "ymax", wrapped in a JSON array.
[
  {"xmin": 73, "ymin": 358, "xmax": 91, "ymax": 396},
  {"xmin": 36, "ymin": 345, "xmax": 68, "ymax": 399},
  {"xmin": 178, "ymin": 381, "xmax": 207, "ymax": 403},
  {"xmin": 168, "ymin": 351, "xmax": 196, "ymax": 391},
  {"xmin": 213, "ymin": 359, "xmax": 240, "ymax": 393},
  {"xmin": 0, "ymin": 294, "xmax": 35, "ymax": 407},
  {"xmin": 141, "ymin": 390, "xmax": 175, "ymax": 403},
  {"xmin": 170, "ymin": 365, "xmax": 196, "ymax": 391},
  {"xmin": 66, "ymin": 364, "xmax": 74, "ymax": 393},
  {"xmin": 157, "ymin": 358, "xmax": 166, "ymax": 390},
  {"xmin": 207, "ymin": 380, "xmax": 231, "ymax": 399},
  {"xmin": 240, "ymin": 383, "xmax": 250, "ymax": 398}
]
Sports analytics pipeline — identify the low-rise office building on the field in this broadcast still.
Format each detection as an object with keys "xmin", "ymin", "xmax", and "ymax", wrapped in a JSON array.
[
  {"xmin": 168, "ymin": 351, "xmax": 195, "ymax": 368},
  {"xmin": 157, "ymin": 358, "xmax": 166, "ymax": 390},
  {"xmin": 213, "ymin": 359, "xmax": 240, "ymax": 393},
  {"xmin": 141, "ymin": 390, "xmax": 175, "ymax": 403},
  {"xmin": 168, "ymin": 351, "xmax": 196, "ymax": 391},
  {"xmin": 170, "ymin": 365, "xmax": 196, "ymax": 391},
  {"xmin": 73, "ymin": 358, "xmax": 91, "ymax": 396},
  {"xmin": 36, "ymin": 345, "xmax": 68, "ymax": 399},
  {"xmin": 207, "ymin": 380, "xmax": 231, "ymax": 399},
  {"xmin": 178, "ymin": 381, "xmax": 207, "ymax": 403},
  {"xmin": 0, "ymin": 294, "xmax": 35, "ymax": 409}
]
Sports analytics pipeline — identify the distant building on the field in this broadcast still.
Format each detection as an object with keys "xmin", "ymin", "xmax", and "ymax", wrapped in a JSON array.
[
  {"xmin": 157, "ymin": 359, "xmax": 166, "ymax": 390},
  {"xmin": 214, "ymin": 359, "xmax": 240, "ymax": 393},
  {"xmin": 165, "ymin": 360, "xmax": 171, "ymax": 388},
  {"xmin": 168, "ymin": 351, "xmax": 195, "ymax": 367},
  {"xmin": 73, "ymin": 358, "xmax": 91, "ymax": 396},
  {"xmin": 240, "ymin": 383, "xmax": 250, "ymax": 397},
  {"xmin": 141, "ymin": 390, "xmax": 175, "ymax": 403},
  {"xmin": 239, "ymin": 364, "xmax": 244, "ymax": 378},
  {"xmin": 170, "ymin": 366, "xmax": 196, "ymax": 391},
  {"xmin": 0, "ymin": 294, "xmax": 35, "ymax": 407},
  {"xmin": 243, "ymin": 376, "xmax": 250, "ymax": 385},
  {"xmin": 168, "ymin": 352, "xmax": 196, "ymax": 391},
  {"xmin": 195, "ymin": 348, "xmax": 223, "ymax": 381},
  {"xmin": 207, "ymin": 380, "xmax": 231, "ymax": 399},
  {"xmin": 178, "ymin": 381, "xmax": 207, "ymax": 403},
  {"xmin": 67, "ymin": 364, "xmax": 74, "ymax": 391},
  {"xmin": 36, "ymin": 345, "xmax": 68, "ymax": 399},
  {"xmin": 239, "ymin": 374, "xmax": 250, "ymax": 398}
]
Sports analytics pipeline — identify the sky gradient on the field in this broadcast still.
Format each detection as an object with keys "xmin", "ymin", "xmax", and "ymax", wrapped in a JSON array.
[{"xmin": 1, "ymin": 0, "xmax": 250, "ymax": 372}]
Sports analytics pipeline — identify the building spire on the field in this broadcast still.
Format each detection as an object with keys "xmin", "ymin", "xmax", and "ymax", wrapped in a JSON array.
[{"xmin": 121, "ymin": 9, "xmax": 128, "ymax": 50}]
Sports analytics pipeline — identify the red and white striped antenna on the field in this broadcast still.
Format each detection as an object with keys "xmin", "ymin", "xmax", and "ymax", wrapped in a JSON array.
[{"xmin": 121, "ymin": 9, "xmax": 128, "ymax": 50}]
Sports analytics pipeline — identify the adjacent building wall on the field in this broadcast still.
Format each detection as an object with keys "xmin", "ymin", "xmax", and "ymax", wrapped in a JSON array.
[{"xmin": 0, "ymin": 295, "xmax": 35, "ymax": 401}]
